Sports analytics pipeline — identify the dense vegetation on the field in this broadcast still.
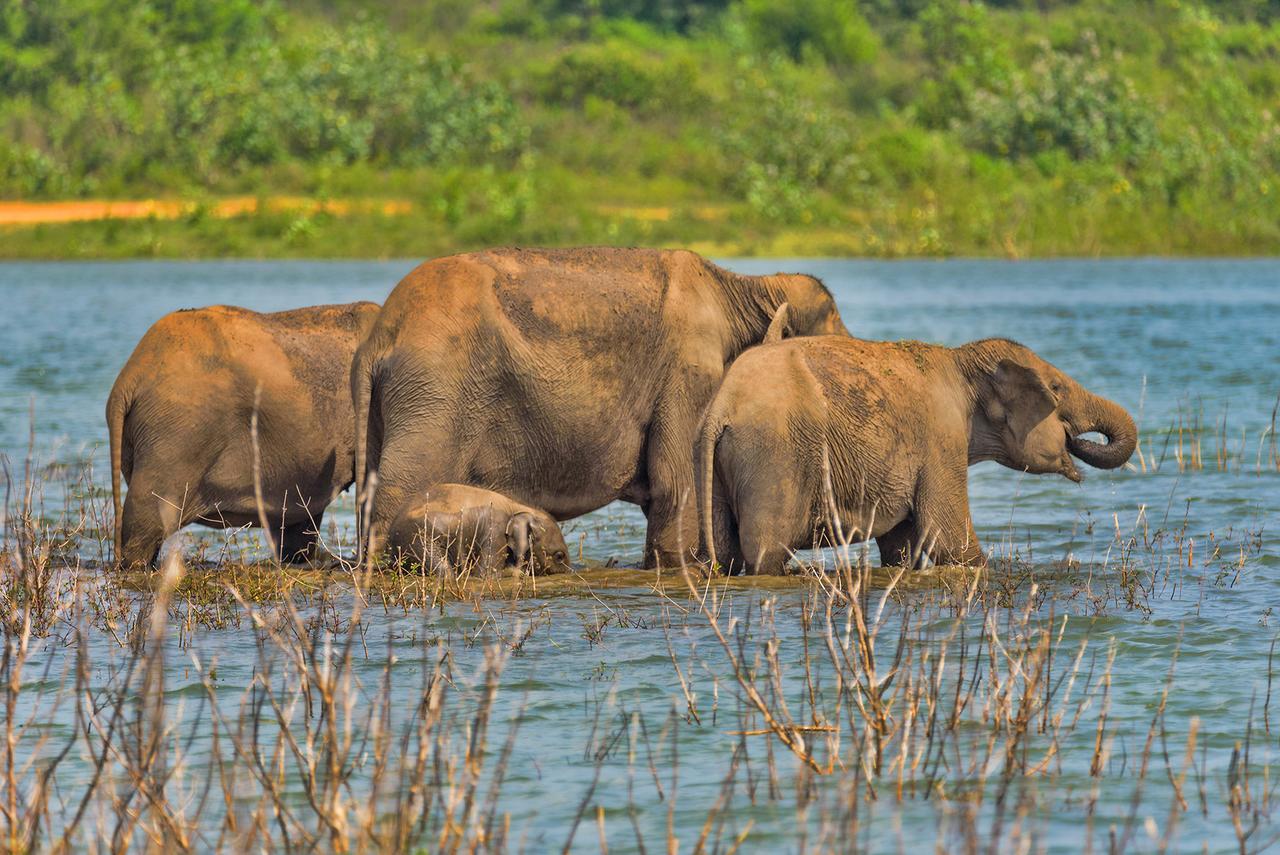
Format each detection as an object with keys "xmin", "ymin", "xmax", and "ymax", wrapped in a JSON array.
[{"xmin": 2, "ymin": 0, "xmax": 1278, "ymax": 257}]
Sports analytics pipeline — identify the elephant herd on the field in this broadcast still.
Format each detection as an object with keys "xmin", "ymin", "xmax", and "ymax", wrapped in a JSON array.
[{"xmin": 107, "ymin": 246, "xmax": 1137, "ymax": 576}]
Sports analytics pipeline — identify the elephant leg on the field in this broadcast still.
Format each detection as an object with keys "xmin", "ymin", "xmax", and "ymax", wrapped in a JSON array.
[
  {"xmin": 708, "ymin": 469, "xmax": 746, "ymax": 575},
  {"xmin": 118, "ymin": 488, "xmax": 171, "ymax": 569},
  {"xmin": 925, "ymin": 518, "xmax": 985, "ymax": 567},
  {"xmin": 642, "ymin": 392, "xmax": 710, "ymax": 569},
  {"xmin": 738, "ymin": 528, "xmax": 792, "ymax": 577},
  {"xmin": 734, "ymin": 477, "xmax": 809, "ymax": 577},
  {"xmin": 364, "ymin": 432, "xmax": 450, "ymax": 559},
  {"xmin": 423, "ymin": 540, "xmax": 454, "ymax": 577},
  {"xmin": 279, "ymin": 516, "xmax": 320, "ymax": 565},
  {"xmin": 913, "ymin": 468, "xmax": 985, "ymax": 567},
  {"xmin": 641, "ymin": 483, "xmax": 699, "ymax": 570},
  {"xmin": 117, "ymin": 468, "xmax": 196, "ymax": 568},
  {"xmin": 876, "ymin": 518, "xmax": 921, "ymax": 569}
]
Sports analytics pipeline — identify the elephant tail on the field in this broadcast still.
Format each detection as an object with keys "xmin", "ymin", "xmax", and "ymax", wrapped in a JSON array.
[
  {"xmin": 105, "ymin": 383, "xmax": 130, "ymax": 564},
  {"xmin": 698, "ymin": 406, "xmax": 728, "ymax": 573},
  {"xmin": 762, "ymin": 302, "xmax": 790, "ymax": 345},
  {"xmin": 351, "ymin": 346, "xmax": 375, "ymax": 554}
]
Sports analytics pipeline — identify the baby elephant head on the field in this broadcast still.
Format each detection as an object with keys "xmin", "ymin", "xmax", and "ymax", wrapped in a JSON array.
[
  {"xmin": 977, "ymin": 344, "xmax": 1137, "ymax": 482},
  {"xmin": 775, "ymin": 274, "xmax": 850, "ymax": 338},
  {"xmin": 506, "ymin": 511, "xmax": 572, "ymax": 576}
]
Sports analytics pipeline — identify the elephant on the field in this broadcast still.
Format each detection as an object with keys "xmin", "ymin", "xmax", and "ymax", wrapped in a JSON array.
[
  {"xmin": 385, "ymin": 484, "xmax": 572, "ymax": 576},
  {"xmin": 698, "ymin": 336, "xmax": 1137, "ymax": 575},
  {"xmin": 351, "ymin": 246, "xmax": 848, "ymax": 567},
  {"xmin": 107, "ymin": 302, "xmax": 381, "ymax": 568}
]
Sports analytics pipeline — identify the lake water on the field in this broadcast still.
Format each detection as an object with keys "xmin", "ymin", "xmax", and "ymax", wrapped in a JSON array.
[{"xmin": 2, "ymin": 259, "xmax": 1279, "ymax": 851}]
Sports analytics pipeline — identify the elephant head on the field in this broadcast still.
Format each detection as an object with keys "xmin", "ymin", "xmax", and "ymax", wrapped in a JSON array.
[
  {"xmin": 506, "ymin": 511, "xmax": 572, "ymax": 575},
  {"xmin": 761, "ymin": 273, "xmax": 850, "ymax": 339},
  {"xmin": 969, "ymin": 341, "xmax": 1137, "ymax": 481}
]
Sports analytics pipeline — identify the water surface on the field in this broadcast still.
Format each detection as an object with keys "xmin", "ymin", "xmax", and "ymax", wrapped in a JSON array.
[{"xmin": 2, "ymin": 259, "xmax": 1278, "ymax": 851}]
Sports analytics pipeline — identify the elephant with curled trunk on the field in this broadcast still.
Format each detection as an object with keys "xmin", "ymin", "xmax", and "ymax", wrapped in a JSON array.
[
  {"xmin": 698, "ymin": 336, "xmax": 1137, "ymax": 575},
  {"xmin": 107, "ymin": 302, "xmax": 380, "ymax": 568},
  {"xmin": 352, "ymin": 247, "xmax": 848, "ymax": 566}
]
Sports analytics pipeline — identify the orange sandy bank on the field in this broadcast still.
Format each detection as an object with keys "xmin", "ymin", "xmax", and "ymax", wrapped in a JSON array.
[{"xmin": 0, "ymin": 196, "xmax": 413, "ymax": 225}]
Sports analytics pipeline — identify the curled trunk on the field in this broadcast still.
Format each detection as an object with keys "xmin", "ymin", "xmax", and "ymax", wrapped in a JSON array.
[{"xmin": 1067, "ymin": 392, "xmax": 1137, "ymax": 470}]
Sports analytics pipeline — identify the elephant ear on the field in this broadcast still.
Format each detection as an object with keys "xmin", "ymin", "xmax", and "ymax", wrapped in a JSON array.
[
  {"xmin": 989, "ymin": 359, "xmax": 1059, "ymax": 445},
  {"xmin": 506, "ymin": 512, "xmax": 535, "ymax": 569},
  {"xmin": 762, "ymin": 302, "xmax": 790, "ymax": 345}
]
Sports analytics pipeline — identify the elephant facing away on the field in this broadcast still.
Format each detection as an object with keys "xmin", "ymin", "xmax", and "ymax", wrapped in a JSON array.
[
  {"xmin": 352, "ymin": 247, "xmax": 848, "ymax": 567},
  {"xmin": 698, "ymin": 336, "xmax": 1137, "ymax": 575},
  {"xmin": 385, "ymin": 484, "xmax": 572, "ymax": 576},
  {"xmin": 107, "ymin": 302, "xmax": 381, "ymax": 568}
]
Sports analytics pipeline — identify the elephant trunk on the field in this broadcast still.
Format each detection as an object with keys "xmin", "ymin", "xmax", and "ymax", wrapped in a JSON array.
[{"xmin": 1067, "ymin": 391, "xmax": 1137, "ymax": 470}]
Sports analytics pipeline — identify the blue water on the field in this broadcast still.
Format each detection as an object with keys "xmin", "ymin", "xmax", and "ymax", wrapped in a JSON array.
[{"xmin": 2, "ymin": 259, "xmax": 1279, "ymax": 851}]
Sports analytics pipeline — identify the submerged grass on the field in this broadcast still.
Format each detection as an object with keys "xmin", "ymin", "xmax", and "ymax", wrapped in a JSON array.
[
  {"xmin": 2, "ymin": 415, "xmax": 1278, "ymax": 852},
  {"xmin": 1129, "ymin": 391, "xmax": 1280, "ymax": 476}
]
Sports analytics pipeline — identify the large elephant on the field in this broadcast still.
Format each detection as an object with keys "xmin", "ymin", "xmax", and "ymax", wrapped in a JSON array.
[
  {"xmin": 352, "ymin": 247, "xmax": 848, "ymax": 566},
  {"xmin": 386, "ymin": 484, "xmax": 572, "ymax": 576},
  {"xmin": 107, "ymin": 302, "xmax": 380, "ymax": 567},
  {"xmin": 699, "ymin": 336, "xmax": 1137, "ymax": 574}
]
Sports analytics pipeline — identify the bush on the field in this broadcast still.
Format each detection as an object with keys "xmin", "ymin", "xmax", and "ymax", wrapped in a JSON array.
[
  {"xmin": 741, "ymin": 0, "xmax": 878, "ymax": 66},
  {"xmin": 277, "ymin": 24, "xmax": 528, "ymax": 167},
  {"xmin": 913, "ymin": 0, "xmax": 1015, "ymax": 128},
  {"xmin": 0, "ymin": 140, "xmax": 74, "ymax": 196},
  {"xmin": 963, "ymin": 34, "xmax": 1156, "ymax": 163},
  {"xmin": 538, "ymin": 42, "xmax": 702, "ymax": 112},
  {"xmin": 723, "ymin": 59, "xmax": 859, "ymax": 221},
  {"xmin": 862, "ymin": 126, "xmax": 934, "ymax": 186},
  {"xmin": 531, "ymin": 0, "xmax": 730, "ymax": 31},
  {"xmin": 2, "ymin": 10, "xmax": 529, "ymax": 190}
]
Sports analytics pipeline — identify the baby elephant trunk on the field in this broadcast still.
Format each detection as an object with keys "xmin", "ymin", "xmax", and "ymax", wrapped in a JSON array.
[{"xmin": 1067, "ymin": 392, "xmax": 1138, "ymax": 470}]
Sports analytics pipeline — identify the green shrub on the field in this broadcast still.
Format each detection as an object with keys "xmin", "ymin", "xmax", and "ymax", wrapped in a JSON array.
[
  {"xmin": 963, "ymin": 34, "xmax": 1156, "ymax": 164},
  {"xmin": 0, "ymin": 5, "xmax": 527, "ymax": 190},
  {"xmin": 913, "ymin": 0, "xmax": 1015, "ymax": 128},
  {"xmin": 740, "ymin": 0, "xmax": 878, "ymax": 66},
  {"xmin": 533, "ymin": 0, "xmax": 730, "ymax": 31},
  {"xmin": 538, "ymin": 42, "xmax": 702, "ymax": 112},
  {"xmin": 0, "ymin": 140, "xmax": 73, "ymax": 196},
  {"xmin": 863, "ymin": 126, "xmax": 934, "ymax": 186},
  {"xmin": 275, "ymin": 24, "xmax": 528, "ymax": 167},
  {"xmin": 723, "ymin": 59, "xmax": 859, "ymax": 221}
]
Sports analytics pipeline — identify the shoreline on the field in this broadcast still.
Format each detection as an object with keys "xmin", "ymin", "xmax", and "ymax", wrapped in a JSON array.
[{"xmin": 3, "ymin": 197, "xmax": 1278, "ymax": 261}]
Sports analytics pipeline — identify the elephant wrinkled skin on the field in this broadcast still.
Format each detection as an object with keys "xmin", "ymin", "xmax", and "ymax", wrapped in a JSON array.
[
  {"xmin": 699, "ymin": 336, "xmax": 1137, "ymax": 575},
  {"xmin": 107, "ymin": 302, "xmax": 380, "ymax": 568},
  {"xmin": 352, "ymin": 246, "xmax": 848, "ymax": 566},
  {"xmin": 386, "ymin": 484, "xmax": 572, "ymax": 576}
]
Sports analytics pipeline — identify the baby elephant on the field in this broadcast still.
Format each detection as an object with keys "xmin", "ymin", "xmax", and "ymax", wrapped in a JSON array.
[
  {"xmin": 386, "ymin": 484, "xmax": 573, "ymax": 576},
  {"xmin": 699, "ymin": 336, "xmax": 1137, "ymax": 574}
]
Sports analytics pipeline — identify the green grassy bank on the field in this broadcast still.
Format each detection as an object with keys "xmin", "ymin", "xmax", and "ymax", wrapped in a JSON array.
[{"xmin": 2, "ymin": 0, "xmax": 1279, "ymax": 258}]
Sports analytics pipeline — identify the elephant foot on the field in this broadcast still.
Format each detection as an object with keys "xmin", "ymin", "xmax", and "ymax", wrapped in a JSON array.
[
  {"xmin": 645, "ymin": 547, "xmax": 704, "ymax": 573},
  {"xmin": 750, "ymin": 553, "xmax": 791, "ymax": 577},
  {"xmin": 278, "ymin": 522, "xmax": 320, "ymax": 565},
  {"xmin": 117, "ymin": 537, "xmax": 164, "ymax": 570}
]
